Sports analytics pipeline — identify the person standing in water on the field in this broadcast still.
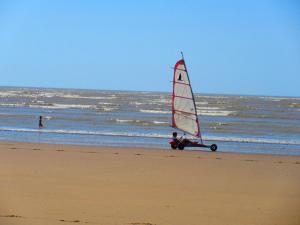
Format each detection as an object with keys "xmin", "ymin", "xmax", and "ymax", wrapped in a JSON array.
[{"xmin": 39, "ymin": 116, "xmax": 43, "ymax": 128}]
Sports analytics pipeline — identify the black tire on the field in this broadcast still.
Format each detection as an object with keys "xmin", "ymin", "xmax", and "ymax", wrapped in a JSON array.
[
  {"xmin": 171, "ymin": 144, "xmax": 177, "ymax": 150},
  {"xmin": 210, "ymin": 144, "xmax": 217, "ymax": 151},
  {"xmin": 178, "ymin": 143, "xmax": 185, "ymax": 150}
]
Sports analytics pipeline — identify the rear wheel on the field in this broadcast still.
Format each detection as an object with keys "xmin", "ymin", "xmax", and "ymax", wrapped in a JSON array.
[
  {"xmin": 210, "ymin": 144, "xmax": 217, "ymax": 151},
  {"xmin": 178, "ymin": 143, "xmax": 185, "ymax": 150},
  {"xmin": 171, "ymin": 144, "xmax": 177, "ymax": 150}
]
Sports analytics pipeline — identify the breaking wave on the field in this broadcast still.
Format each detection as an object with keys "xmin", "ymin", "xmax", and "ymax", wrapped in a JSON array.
[
  {"xmin": 0, "ymin": 102, "xmax": 121, "ymax": 111},
  {"xmin": 0, "ymin": 90, "xmax": 117, "ymax": 100},
  {"xmin": 114, "ymin": 119, "xmax": 168, "ymax": 125},
  {"xmin": 198, "ymin": 110, "xmax": 235, "ymax": 117},
  {"xmin": 139, "ymin": 109, "xmax": 171, "ymax": 114},
  {"xmin": 0, "ymin": 127, "xmax": 299, "ymax": 146}
]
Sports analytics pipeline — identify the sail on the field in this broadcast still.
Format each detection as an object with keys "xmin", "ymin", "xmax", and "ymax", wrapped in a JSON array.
[{"xmin": 172, "ymin": 59, "xmax": 202, "ymax": 142}]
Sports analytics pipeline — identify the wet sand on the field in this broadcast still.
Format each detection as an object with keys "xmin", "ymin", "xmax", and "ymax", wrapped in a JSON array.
[{"xmin": 0, "ymin": 141, "xmax": 299, "ymax": 225}]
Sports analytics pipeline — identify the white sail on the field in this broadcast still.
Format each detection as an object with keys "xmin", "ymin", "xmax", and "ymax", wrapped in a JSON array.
[{"xmin": 172, "ymin": 59, "xmax": 202, "ymax": 141}]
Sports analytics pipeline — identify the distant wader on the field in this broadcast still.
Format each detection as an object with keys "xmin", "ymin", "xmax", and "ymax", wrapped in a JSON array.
[{"xmin": 39, "ymin": 116, "xmax": 43, "ymax": 128}]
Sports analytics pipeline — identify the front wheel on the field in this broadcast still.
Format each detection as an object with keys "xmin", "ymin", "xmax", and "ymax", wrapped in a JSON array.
[
  {"xmin": 210, "ymin": 144, "xmax": 217, "ymax": 151},
  {"xmin": 171, "ymin": 144, "xmax": 177, "ymax": 150}
]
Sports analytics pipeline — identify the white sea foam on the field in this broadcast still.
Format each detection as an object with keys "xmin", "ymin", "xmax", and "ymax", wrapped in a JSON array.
[
  {"xmin": 259, "ymin": 96, "xmax": 300, "ymax": 101},
  {"xmin": 153, "ymin": 121, "xmax": 169, "ymax": 124},
  {"xmin": 0, "ymin": 102, "xmax": 98, "ymax": 110},
  {"xmin": 0, "ymin": 90, "xmax": 117, "ymax": 100},
  {"xmin": 33, "ymin": 100, "xmax": 44, "ymax": 104},
  {"xmin": 1, "ymin": 127, "xmax": 299, "ymax": 146},
  {"xmin": 130, "ymin": 102, "xmax": 144, "ymax": 105},
  {"xmin": 195, "ymin": 101, "xmax": 208, "ymax": 105},
  {"xmin": 0, "ymin": 91, "xmax": 20, "ymax": 98},
  {"xmin": 34, "ymin": 104, "xmax": 96, "ymax": 110},
  {"xmin": 115, "ymin": 119, "xmax": 168, "ymax": 125},
  {"xmin": 139, "ymin": 107, "xmax": 233, "ymax": 116},
  {"xmin": 45, "ymin": 93, "xmax": 117, "ymax": 100},
  {"xmin": 116, "ymin": 119, "xmax": 138, "ymax": 123},
  {"xmin": 0, "ymin": 127, "xmax": 169, "ymax": 139},
  {"xmin": 87, "ymin": 95, "xmax": 117, "ymax": 100},
  {"xmin": 99, "ymin": 102, "xmax": 115, "ymax": 105},
  {"xmin": 197, "ymin": 109, "xmax": 235, "ymax": 117},
  {"xmin": 101, "ymin": 107, "xmax": 118, "ymax": 112},
  {"xmin": 140, "ymin": 109, "xmax": 171, "ymax": 114},
  {"xmin": 0, "ymin": 103, "xmax": 26, "ymax": 107},
  {"xmin": 41, "ymin": 93, "xmax": 56, "ymax": 98}
]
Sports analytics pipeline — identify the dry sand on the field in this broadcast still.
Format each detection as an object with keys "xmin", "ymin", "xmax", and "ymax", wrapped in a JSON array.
[{"xmin": 0, "ymin": 141, "xmax": 299, "ymax": 225}]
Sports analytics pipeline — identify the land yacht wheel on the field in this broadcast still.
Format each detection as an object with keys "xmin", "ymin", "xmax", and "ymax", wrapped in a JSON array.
[
  {"xmin": 210, "ymin": 144, "xmax": 217, "ymax": 151},
  {"xmin": 171, "ymin": 144, "xmax": 177, "ymax": 150}
]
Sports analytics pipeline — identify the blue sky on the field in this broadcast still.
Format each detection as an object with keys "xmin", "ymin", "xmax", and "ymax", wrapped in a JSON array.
[{"xmin": 0, "ymin": 0, "xmax": 299, "ymax": 96}]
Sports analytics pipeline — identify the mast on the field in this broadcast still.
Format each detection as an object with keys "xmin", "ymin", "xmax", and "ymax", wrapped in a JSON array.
[{"xmin": 181, "ymin": 51, "xmax": 184, "ymax": 60}]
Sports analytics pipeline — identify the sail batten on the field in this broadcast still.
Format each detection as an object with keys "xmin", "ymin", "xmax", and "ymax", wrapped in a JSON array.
[
  {"xmin": 172, "ymin": 59, "xmax": 202, "ymax": 142},
  {"xmin": 174, "ymin": 95, "xmax": 193, "ymax": 100},
  {"xmin": 173, "ymin": 110, "xmax": 197, "ymax": 116},
  {"xmin": 173, "ymin": 82, "xmax": 191, "ymax": 86}
]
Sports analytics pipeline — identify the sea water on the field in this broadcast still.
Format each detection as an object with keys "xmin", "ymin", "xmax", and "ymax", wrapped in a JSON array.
[{"xmin": 0, "ymin": 87, "xmax": 299, "ymax": 155}]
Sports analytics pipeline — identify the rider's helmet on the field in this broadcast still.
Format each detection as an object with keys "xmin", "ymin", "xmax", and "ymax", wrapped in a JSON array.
[{"xmin": 172, "ymin": 132, "xmax": 177, "ymax": 138}]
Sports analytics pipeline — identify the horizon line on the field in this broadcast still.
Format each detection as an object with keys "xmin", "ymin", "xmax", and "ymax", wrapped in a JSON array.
[{"xmin": 0, "ymin": 85, "xmax": 299, "ymax": 99}]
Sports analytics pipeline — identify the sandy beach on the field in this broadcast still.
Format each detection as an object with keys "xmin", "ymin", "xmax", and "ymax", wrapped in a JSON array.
[{"xmin": 0, "ymin": 141, "xmax": 299, "ymax": 225}]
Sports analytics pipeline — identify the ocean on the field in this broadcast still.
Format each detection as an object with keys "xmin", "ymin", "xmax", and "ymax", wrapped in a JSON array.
[{"xmin": 0, "ymin": 87, "xmax": 299, "ymax": 155}]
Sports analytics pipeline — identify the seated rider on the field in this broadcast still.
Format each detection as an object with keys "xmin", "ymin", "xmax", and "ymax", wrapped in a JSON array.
[
  {"xmin": 172, "ymin": 132, "xmax": 189, "ymax": 144},
  {"xmin": 39, "ymin": 116, "xmax": 43, "ymax": 129},
  {"xmin": 172, "ymin": 132, "xmax": 178, "ymax": 142}
]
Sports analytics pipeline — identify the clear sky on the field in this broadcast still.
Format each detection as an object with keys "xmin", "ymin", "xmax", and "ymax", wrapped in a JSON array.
[{"xmin": 0, "ymin": 0, "xmax": 299, "ymax": 96}]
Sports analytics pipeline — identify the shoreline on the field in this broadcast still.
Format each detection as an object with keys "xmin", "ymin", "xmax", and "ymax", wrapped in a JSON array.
[
  {"xmin": 1, "ymin": 139, "xmax": 300, "ymax": 157},
  {"xmin": 1, "ymin": 141, "xmax": 300, "ymax": 225}
]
